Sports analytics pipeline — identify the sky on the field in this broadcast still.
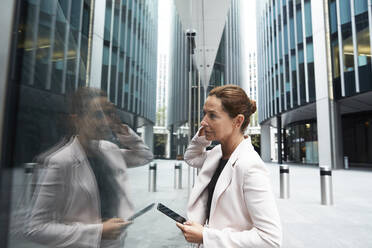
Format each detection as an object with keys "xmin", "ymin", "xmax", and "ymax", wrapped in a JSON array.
[{"xmin": 157, "ymin": 0, "xmax": 172, "ymax": 60}]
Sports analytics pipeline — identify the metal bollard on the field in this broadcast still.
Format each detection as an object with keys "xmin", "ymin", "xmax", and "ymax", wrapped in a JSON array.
[
  {"xmin": 23, "ymin": 163, "xmax": 37, "ymax": 204},
  {"xmin": 344, "ymin": 156, "xmax": 349, "ymax": 170},
  {"xmin": 148, "ymin": 163, "xmax": 157, "ymax": 192},
  {"xmin": 279, "ymin": 164, "xmax": 290, "ymax": 199},
  {"xmin": 320, "ymin": 167, "xmax": 333, "ymax": 205},
  {"xmin": 174, "ymin": 163, "xmax": 182, "ymax": 189}
]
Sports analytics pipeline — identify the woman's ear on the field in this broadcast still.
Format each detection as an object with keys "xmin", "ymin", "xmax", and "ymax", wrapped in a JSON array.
[{"xmin": 235, "ymin": 114, "xmax": 245, "ymax": 128}]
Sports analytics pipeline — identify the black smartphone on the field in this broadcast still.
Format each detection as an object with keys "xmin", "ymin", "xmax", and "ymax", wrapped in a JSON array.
[
  {"xmin": 157, "ymin": 203, "xmax": 186, "ymax": 223},
  {"xmin": 127, "ymin": 203, "xmax": 155, "ymax": 221}
]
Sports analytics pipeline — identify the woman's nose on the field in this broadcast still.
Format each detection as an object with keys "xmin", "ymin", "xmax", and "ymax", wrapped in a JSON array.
[{"xmin": 201, "ymin": 119, "xmax": 208, "ymax": 127}]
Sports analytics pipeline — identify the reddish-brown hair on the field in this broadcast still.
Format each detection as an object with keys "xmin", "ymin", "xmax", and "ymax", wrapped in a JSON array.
[{"xmin": 208, "ymin": 85, "xmax": 256, "ymax": 133}]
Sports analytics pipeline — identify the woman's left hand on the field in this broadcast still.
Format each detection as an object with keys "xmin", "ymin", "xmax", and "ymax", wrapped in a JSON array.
[{"xmin": 176, "ymin": 221, "xmax": 204, "ymax": 244}]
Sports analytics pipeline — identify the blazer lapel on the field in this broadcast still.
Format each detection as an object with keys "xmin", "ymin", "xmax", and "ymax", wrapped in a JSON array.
[
  {"xmin": 188, "ymin": 146, "xmax": 222, "ymax": 208},
  {"xmin": 209, "ymin": 156, "xmax": 236, "ymax": 220},
  {"xmin": 209, "ymin": 138, "xmax": 251, "ymax": 219}
]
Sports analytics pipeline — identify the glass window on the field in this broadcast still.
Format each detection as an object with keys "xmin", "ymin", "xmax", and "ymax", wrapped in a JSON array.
[
  {"xmin": 304, "ymin": 0, "xmax": 312, "ymax": 38},
  {"xmin": 330, "ymin": 0, "xmax": 337, "ymax": 34},
  {"xmin": 298, "ymin": 47, "xmax": 306, "ymax": 104},
  {"xmin": 104, "ymin": 0, "xmax": 112, "ymax": 42},
  {"xmin": 290, "ymin": 16, "xmax": 295, "ymax": 49},
  {"xmin": 306, "ymin": 42, "xmax": 314, "ymax": 62},
  {"xmin": 354, "ymin": 0, "xmax": 368, "ymax": 15},
  {"xmin": 340, "ymin": 0, "xmax": 351, "ymax": 24},
  {"xmin": 284, "ymin": 22, "xmax": 289, "ymax": 53},
  {"xmin": 353, "ymin": 1, "xmax": 372, "ymax": 92},
  {"xmin": 296, "ymin": 7, "xmax": 303, "ymax": 43},
  {"xmin": 112, "ymin": 1, "xmax": 120, "ymax": 46},
  {"xmin": 285, "ymin": 121, "xmax": 318, "ymax": 164},
  {"xmin": 342, "ymin": 21, "xmax": 356, "ymax": 96},
  {"xmin": 291, "ymin": 53, "xmax": 298, "ymax": 106},
  {"xmin": 70, "ymin": 0, "xmax": 82, "ymax": 30},
  {"xmin": 34, "ymin": 2, "xmax": 54, "ymax": 89}
]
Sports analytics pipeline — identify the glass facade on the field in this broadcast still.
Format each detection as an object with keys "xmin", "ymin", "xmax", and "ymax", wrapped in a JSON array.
[
  {"xmin": 257, "ymin": 0, "xmax": 315, "ymax": 124},
  {"xmin": 330, "ymin": 0, "xmax": 372, "ymax": 98},
  {"xmin": 342, "ymin": 111, "xmax": 372, "ymax": 167},
  {"xmin": 284, "ymin": 121, "xmax": 318, "ymax": 164},
  {"xmin": 258, "ymin": 0, "xmax": 372, "ymax": 167},
  {"xmin": 97, "ymin": 0, "xmax": 158, "ymax": 122},
  {"xmin": 1, "ymin": 0, "xmax": 158, "ymax": 247}
]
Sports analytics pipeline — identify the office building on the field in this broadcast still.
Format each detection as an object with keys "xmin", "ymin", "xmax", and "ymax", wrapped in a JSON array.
[
  {"xmin": 168, "ymin": 0, "xmax": 243, "ymax": 158},
  {"xmin": 257, "ymin": 0, "xmax": 372, "ymax": 168}
]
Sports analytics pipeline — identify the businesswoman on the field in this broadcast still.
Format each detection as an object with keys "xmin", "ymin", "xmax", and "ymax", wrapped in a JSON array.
[{"xmin": 177, "ymin": 85, "xmax": 282, "ymax": 247}]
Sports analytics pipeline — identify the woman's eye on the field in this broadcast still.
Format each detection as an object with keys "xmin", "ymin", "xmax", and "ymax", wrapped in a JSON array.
[{"xmin": 209, "ymin": 113, "xmax": 216, "ymax": 119}]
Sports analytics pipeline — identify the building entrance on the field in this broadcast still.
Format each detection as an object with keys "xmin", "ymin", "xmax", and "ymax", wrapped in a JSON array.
[{"xmin": 342, "ymin": 111, "xmax": 372, "ymax": 168}]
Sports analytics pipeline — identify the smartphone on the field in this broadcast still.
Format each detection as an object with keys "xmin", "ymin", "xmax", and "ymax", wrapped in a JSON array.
[
  {"xmin": 127, "ymin": 203, "xmax": 155, "ymax": 221},
  {"xmin": 157, "ymin": 203, "xmax": 186, "ymax": 223}
]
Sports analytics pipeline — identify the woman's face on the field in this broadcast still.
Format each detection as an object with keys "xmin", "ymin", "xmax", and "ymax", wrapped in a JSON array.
[
  {"xmin": 79, "ymin": 96, "xmax": 116, "ymax": 140},
  {"xmin": 201, "ymin": 95, "xmax": 237, "ymax": 142}
]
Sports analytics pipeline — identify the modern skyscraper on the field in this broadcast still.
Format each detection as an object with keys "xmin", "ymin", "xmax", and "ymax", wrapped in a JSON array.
[
  {"xmin": 257, "ymin": 0, "xmax": 372, "ymax": 168},
  {"xmin": 168, "ymin": 0, "xmax": 244, "ymax": 158},
  {"xmin": 90, "ymin": 0, "xmax": 158, "ymax": 148}
]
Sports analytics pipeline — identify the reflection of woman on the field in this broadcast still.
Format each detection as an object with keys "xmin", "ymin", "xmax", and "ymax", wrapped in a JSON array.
[
  {"xmin": 177, "ymin": 85, "xmax": 282, "ymax": 247},
  {"xmin": 24, "ymin": 88, "xmax": 153, "ymax": 247}
]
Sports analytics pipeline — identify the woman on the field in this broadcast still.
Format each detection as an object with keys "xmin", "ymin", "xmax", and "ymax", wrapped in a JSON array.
[
  {"xmin": 176, "ymin": 85, "xmax": 282, "ymax": 247},
  {"xmin": 22, "ymin": 88, "xmax": 153, "ymax": 247}
]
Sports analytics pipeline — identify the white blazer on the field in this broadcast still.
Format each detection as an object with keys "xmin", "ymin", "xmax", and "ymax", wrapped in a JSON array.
[
  {"xmin": 184, "ymin": 131, "xmax": 282, "ymax": 248},
  {"xmin": 23, "ymin": 128, "xmax": 153, "ymax": 248}
]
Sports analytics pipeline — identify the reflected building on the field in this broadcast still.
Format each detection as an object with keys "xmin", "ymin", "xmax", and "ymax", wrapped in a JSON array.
[
  {"xmin": 4, "ymin": 0, "xmax": 158, "ymax": 165},
  {"xmin": 153, "ymin": 53, "xmax": 170, "ymax": 158},
  {"xmin": 90, "ymin": 0, "xmax": 158, "ymax": 149},
  {"xmin": 257, "ymin": 0, "xmax": 372, "ymax": 168},
  {"xmin": 168, "ymin": 0, "xmax": 243, "ymax": 159},
  {"xmin": 0, "ymin": 0, "xmax": 158, "ymax": 247},
  {"xmin": 246, "ymin": 52, "xmax": 260, "ymax": 134}
]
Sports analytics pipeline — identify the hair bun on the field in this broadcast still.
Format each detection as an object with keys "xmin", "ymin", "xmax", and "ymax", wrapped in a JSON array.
[{"xmin": 250, "ymin": 100, "xmax": 257, "ymax": 114}]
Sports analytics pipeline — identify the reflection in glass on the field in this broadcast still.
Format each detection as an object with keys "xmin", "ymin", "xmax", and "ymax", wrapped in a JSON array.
[
  {"xmin": 355, "ymin": 3, "xmax": 372, "ymax": 93},
  {"xmin": 7, "ymin": 0, "xmax": 159, "ymax": 247},
  {"xmin": 284, "ymin": 121, "xmax": 318, "ymax": 164}
]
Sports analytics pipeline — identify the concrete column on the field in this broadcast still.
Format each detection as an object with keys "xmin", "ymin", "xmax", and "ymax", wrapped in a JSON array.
[
  {"xmin": 0, "ymin": 0, "xmax": 15, "ymax": 162},
  {"xmin": 0, "ymin": 0, "xmax": 16, "ymax": 247},
  {"xmin": 89, "ymin": 0, "xmax": 105, "ymax": 88},
  {"xmin": 311, "ymin": 0, "xmax": 343, "ymax": 169},
  {"xmin": 143, "ymin": 125, "xmax": 154, "ymax": 153},
  {"xmin": 260, "ymin": 124, "xmax": 271, "ymax": 162},
  {"xmin": 170, "ymin": 125, "xmax": 176, "ymax": 159},
  {"xmin": 277, "ymin": 115, "xmax": 282, "ymax": 164}
]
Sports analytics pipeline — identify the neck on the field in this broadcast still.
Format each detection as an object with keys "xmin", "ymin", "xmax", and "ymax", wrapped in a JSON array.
[
  {"xmin": 220, "ymin": 132, "xmax": 244, "ymax": 159},
  {"xmin": 77, "ymin": 134, "xmax": 93, "ymax": 153}
]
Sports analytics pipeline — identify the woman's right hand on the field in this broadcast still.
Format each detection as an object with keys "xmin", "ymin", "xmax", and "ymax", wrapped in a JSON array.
[{"xmin": 102, "ymin": 218, "xmax": 132, "ymax": 240}]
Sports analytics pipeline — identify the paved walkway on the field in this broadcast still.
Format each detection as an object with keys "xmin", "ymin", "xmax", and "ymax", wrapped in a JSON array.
[
  {"xmin": 126, "ymin": 160, "xmax": 372, "ymax": 248},
  {"xmin": 7, "ymin": 159, "xmax": 372, "ymax": 247}
]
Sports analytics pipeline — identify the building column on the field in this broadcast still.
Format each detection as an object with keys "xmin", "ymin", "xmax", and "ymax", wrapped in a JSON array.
[
  {"xmin": 170, "ymin": 124, "xmax": 176, "ymax": 159},
  {"xmin": 143, "ymin": 125, "xmax": 154, "ymax": 153},
  {"xmin": 0, "ymin": 1, "xmax": 16, "ymax": 246},
  {"xmin": 311, "ymin": 0, "xmax": 343, "ymax": 169},
  {"xmin": 89, "ymin": 0, "xmax": 105, "ymax": 88},
  {"xmin": 260, "ymin": 124, "xmax": 271, "ymax": 162},
  {"xmin": 277, "ymin": 115, "xmax": 282, "ymax": 164}
]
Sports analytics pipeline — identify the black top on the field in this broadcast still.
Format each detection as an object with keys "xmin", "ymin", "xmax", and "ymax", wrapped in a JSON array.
[
  {"xmin": 86, "ymin": 149, "xmax": 120, "ymax": 219},
  {"xmin": 206, "ymin": 158, "xmax": 229, "ymax": 220}
]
